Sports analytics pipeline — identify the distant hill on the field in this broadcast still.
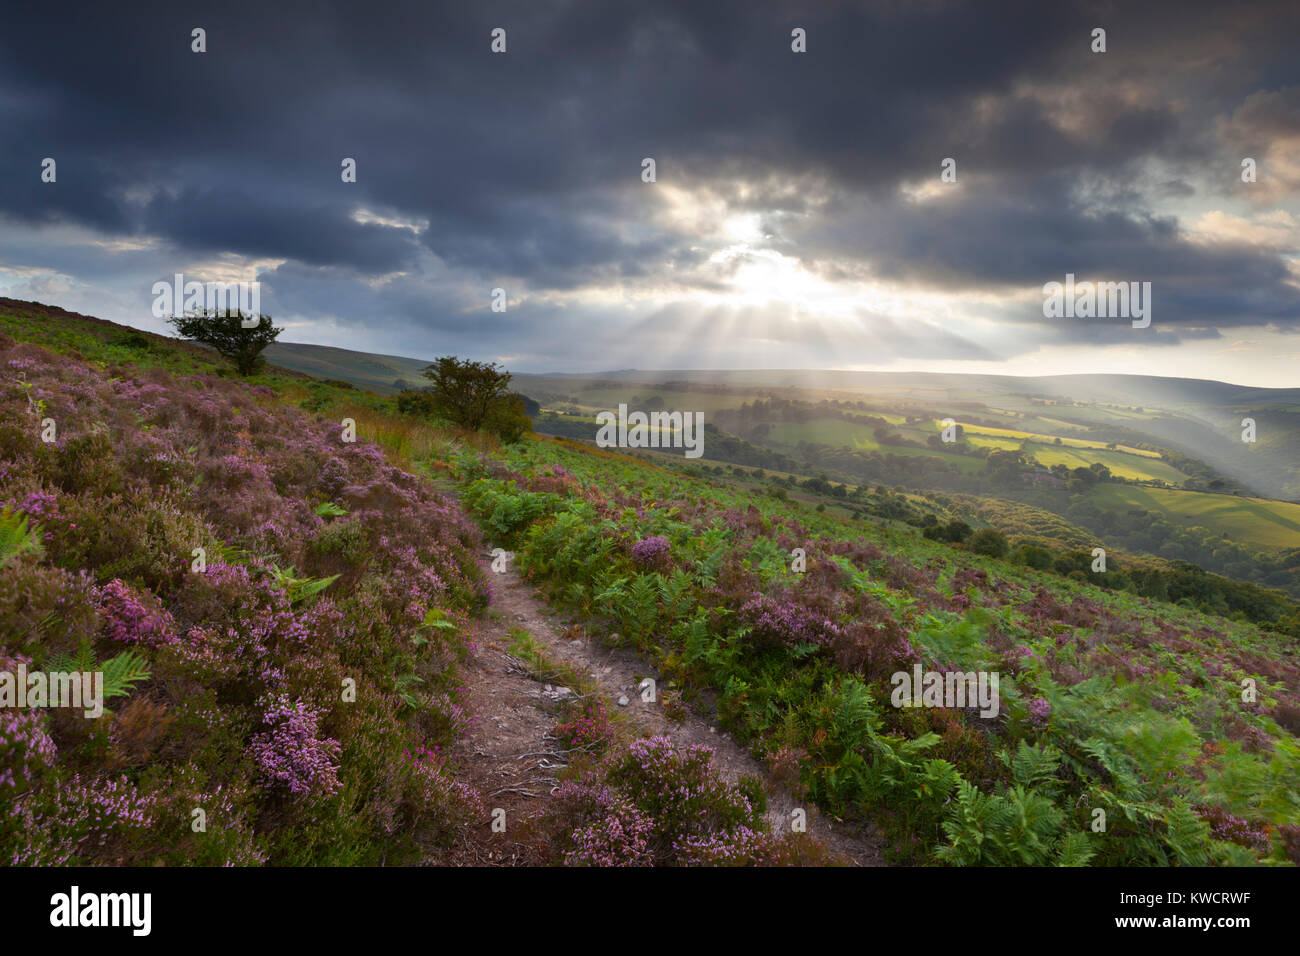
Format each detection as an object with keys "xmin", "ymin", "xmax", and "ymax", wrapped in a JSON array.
[
  {"xmin": 513, "ymin": 368, "xmax": 1300, "ymax": 501},
  {"xmin": 264, "ymin": 341, "xmax": 434, "ymax": 394}
]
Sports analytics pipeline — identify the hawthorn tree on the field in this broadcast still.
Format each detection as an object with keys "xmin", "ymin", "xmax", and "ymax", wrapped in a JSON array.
[
  {"xmin": 168, "ymin": 309, "xmax": 282, "ymax": 376},
  {"xmin": 404, "ymin": 356, "xmax": 533, "ymax": 442}
]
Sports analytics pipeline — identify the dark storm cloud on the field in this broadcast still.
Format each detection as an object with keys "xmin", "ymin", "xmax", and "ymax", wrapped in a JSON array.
[
  {"xmin": 787, "ymin": 174, "xmax": 1300, "ymax": 330},
  {"xmin": 1, "ymin": 0, "xmax": 1299, "ymax": 349},
  {"xmin": 140, "ymin": 185, "xmax": 421, "ymax": 272}
]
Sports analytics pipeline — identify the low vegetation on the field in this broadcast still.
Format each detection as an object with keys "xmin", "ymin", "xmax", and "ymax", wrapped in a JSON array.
[
  {"xmin": 454, "ymin": 437, "xmax": 1300, "ymax": 866},
  {"xmin": 3, "ymin": 297, "xmax": 1297, "ymax": 868},
  {"xmin": 1, "ymin": 331, "xmax": 488, "ymax": 864}
]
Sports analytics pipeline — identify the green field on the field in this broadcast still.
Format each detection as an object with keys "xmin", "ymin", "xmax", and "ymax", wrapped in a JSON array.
[
  {"xmin": 1091, "ymin": 485, "xmax": 1300, "ymax": 549},
  {"xmin": 950, "ymin": 421, "xmax": 1162, "ymax": 458},
  {"xmin": 764, "ymin": 417, "xmax": 882, "ymax": 449},
  {"xmin": 964, "ymin": 434, "xmax": 1024, "ymax": 452},
  {"xmin": 1028, "ymin": 443, "xmax": 1187, "ymax": 483},
  {"xmin": 763, "ymin": 418, "xmax": 987, "ymax": 473},
  {"xmin": 759, "ymin": 415, "xmax": 1183, "ymax": 482}
]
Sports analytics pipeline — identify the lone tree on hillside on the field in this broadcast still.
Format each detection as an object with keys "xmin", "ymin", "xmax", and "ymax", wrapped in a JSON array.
[
  {"xmin": 400, "ymin": 355, "xmax": 533, "ymax": 443},
  {"xmin": 168, "ymin": 309, "xmax": 282, "ymax": 376}
]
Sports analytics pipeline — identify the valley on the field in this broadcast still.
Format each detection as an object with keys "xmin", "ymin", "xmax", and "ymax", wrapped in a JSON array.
[{"xmin": 2, "ymin": 297, "xmax": 1298, "ymax": 869}]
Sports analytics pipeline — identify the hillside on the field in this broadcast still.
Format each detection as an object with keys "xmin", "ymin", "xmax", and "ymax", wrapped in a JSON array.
[
  {"xmin": 0, "ymin": 300, "xmax": 835, "ymax": 866},
  {"xmin": 518, "ymin": 371, "xmax": 1300, "ymax": 602},
  {"xmin": 168, "ymin": 335, "xmax": 1300, "ymax": 502},
  {"xmin": 451, "ymin": 433, "xmax": 1300, "ymax": 866},
  {"xmin": 517, "ymin": 369, "xmax": 1300, "ymax": 501},
  {"xmin": 2, "ymin": 297, "xmax": 1299, "ymax": 868},
  {"xmin": 264, "ymin": 342, "xmax": 435, "ymax": 395},
  {"xmin": 173, "ymin": 338, "xmax": 1300, "ymax": 590},
  {"xmin": 186, "ymin": 344, "xmax": 1300, "ymax": 501}
]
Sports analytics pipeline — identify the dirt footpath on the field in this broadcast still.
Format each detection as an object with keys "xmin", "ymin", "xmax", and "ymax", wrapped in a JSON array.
[{"xmin": 447, "ymin": 556, "xmax": 887, "ymax": 866}]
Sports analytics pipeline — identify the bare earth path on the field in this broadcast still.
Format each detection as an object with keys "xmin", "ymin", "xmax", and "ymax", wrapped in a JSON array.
[{"xmin": 447, "ymin": 554, "xmax": 888, "ymax": 866}]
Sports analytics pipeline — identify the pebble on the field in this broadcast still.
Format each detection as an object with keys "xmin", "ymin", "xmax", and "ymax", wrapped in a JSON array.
[{"xmin": 617, "ymin": 695, "xmax": 629, "ymax": 707}]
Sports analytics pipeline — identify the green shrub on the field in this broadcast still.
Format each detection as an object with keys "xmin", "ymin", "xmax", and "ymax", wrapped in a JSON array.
[{"xmin": 969, "ymin": 527, "xmax": 1009, "ymax": 558}]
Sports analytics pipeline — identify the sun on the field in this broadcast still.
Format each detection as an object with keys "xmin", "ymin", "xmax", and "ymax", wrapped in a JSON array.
[{"xmin": 705, "ymin": 221, "xmax": 870, "ymax": 321}]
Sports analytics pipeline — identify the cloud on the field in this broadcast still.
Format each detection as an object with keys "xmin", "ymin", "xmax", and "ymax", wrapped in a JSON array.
[{"xmin": 0, "ymin": 0, "xmax": 1298, "ymax": 374}]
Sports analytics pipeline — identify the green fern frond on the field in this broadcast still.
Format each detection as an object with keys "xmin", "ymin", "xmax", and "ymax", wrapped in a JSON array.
[
  {"xmin": 46, "ymin": 646, "xmax": 150, "ymax": 701},
  {"xmin": 0, "ymin": 507, "xmax": 44, "ymax": 568},
  {"xmin": 395, "ymin": 671, "xmax": 425, "ymax": 709},
  {"xmin": 1163, "ymin": 800, "xmax": 1211, "ymax": 866},
  {"xmin": 46, "ymin": 640, "xmax": 97, "ymax": 675},
  {"xmin": 1002, "ymin": 740, "xmax": 1063, "ymax": 793},
  {"xmin": 593, "ymin": 576, "xmax": 630, "ymax": 606},
  {"xmin": 1057, "ymin": 831, "xmax": 1096, "ymax": 867},
  {"xmin": 1001, "ymin": 785, "xmax": 1064, "ymax": 865},
  {"xmin": 271, "ymin": 564, "xmax": 340, "ymax": 605},
  {"xmin": 211, "ymin": 541, "xmax": 255, "ymax": 565},
  {"xmin": 422, "ymin": 608, "xmax": 459, "ymax": 630},
  {"xmin": 936, "ymin": 779, "xmax": 998, "ymax": 866},
  {"xmin": 101, "ymin": 649, "xmax": 151, "ymax": 699},
  {"xmin": 834, "ymin": 678, "xmax": 882, "ymax": 748},
  {"xmin": 289, "ymin": 573, "xmax": 339, "ymax": 604}
]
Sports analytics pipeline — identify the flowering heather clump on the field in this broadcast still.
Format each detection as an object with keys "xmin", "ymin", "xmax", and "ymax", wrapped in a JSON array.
[
  {"xmin": 98, "ymin": 578, "xmax": 178, "ymax": 647},
  {"xmin": 673, "ymin": 825, "xmax": 782, "ymax": 866},
  {"xmin": 169, "ymin": 560, "xmax": 281, "ymax": 632},
  {"xmin": 566, "ymin": 807, "xmax": 655, "ymax": 866},
  {"xmin": 248, "ymin": 695, "xmax": 342, "ymax": 799},
  {"xmin": 193, "ymin": 788, "xmax": 268, "ymax": 867},
  {"xmin": 1026, "ymin": 697, "xmax": 1052, "ymax": 727},
  {"xmin": 1197, "ymin": 805, "xmax": 1273, "ymax": 853},
  {"xmin": 830, "ymin": 611, "xmax": 916, "ymax": 679},
  {"xmin": 139, "ymin": 769, "xmax": 268, "ymax": 866},
  {"xmin": 738, "ymin": 593, "xmax": 842, "ymax": 651},
  {"xmin": 630, "ymin": 535, "xmax": 671, "ymax": 570},
  {"xmin": 613, "ymin": 736, "xmax": 756, "ymax": 824},
  {"xmin": 425, "ymin": 687, "xmax": 477, "ymax": 740},
  {"xmin": 0, "ymin": 705, "xmax": 57, "ymax": 790},
  {"xmin": 720, "ymin": 505, "xmax": 770, "ymax": 536},
  {"xmin": 9, "ymin": 773, "xmax": 155, "ymax": 866},
  {"xmin": 406, "ymin": 745, "xmax": 446, "ymax": 768},
  {"xmin": 0, "ymin": 326, "xmax": 496, "ymax": 862},
  {"xmin": 404, "ymin": 756, "xmax": 486, "ymax": 840},
  {"xmin": 554, "ymin": 700, "xmax": 614, "ymax": 752},
  {"xmin": 766, "ymin": 746, "xmax": 807, "ymax": 796},
  {"xmin": 546, "ymin": 736, "xmax": 807, "ymax": 866},
  {"xmin": 551, "ymin": 781, "xmax": 654, "ymax": 866},
  {"xmin": 607, "ymin": 736, "xmax": 775, "ymax": 863},
  {"xmin": 16, "ymin": 490, "xmax": 58, "ymax": 520}
]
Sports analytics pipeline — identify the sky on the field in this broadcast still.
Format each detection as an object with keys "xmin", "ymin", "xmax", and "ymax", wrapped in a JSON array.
[{"xmin": 2, "ymin": 0, "xmax": 1299, "ymax": 386}]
